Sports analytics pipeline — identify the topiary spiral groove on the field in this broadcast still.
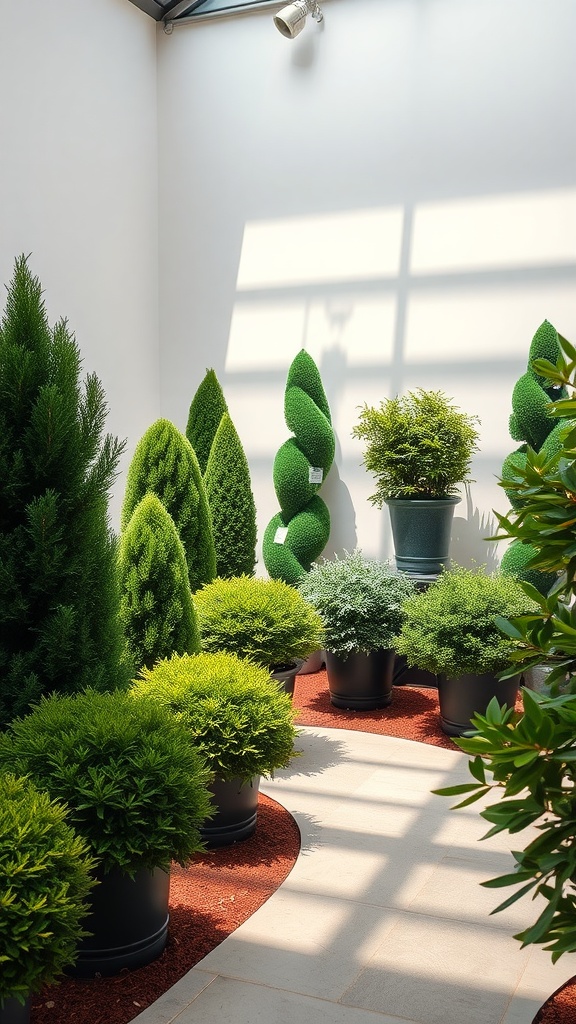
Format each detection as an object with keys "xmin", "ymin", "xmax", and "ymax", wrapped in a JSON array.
[
  {"xmin": 263, "ymin": 350, "xmax": 335, "ymax": 586},
  {"xmin": 500, "ymin": 320, "xmax": 567, "ymax": 593}
]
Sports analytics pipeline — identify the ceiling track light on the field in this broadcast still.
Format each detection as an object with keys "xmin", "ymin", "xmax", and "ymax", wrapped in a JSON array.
[{"xmin": 274, "ymin": 0, "xmax": 323, "ymax": 39}]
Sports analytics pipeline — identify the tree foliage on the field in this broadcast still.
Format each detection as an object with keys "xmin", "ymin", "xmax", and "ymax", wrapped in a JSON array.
[
  {"xmin": 204, "ymin": 413, "xmax": 257, "ymax": 578},
  {"xmin": 186, "ymin": 368, "xmax": 228, "ymax": 476}
]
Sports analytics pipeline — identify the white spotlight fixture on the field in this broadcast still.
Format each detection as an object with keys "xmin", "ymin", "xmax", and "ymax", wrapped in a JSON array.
[{"xmin": 274, "ymin": 0, "xmax": 324, "ymax": 39}]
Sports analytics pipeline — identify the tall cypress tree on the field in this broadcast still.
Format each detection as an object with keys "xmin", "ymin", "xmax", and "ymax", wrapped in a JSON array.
[
  {"xmin": 186, "ymin": 369, "xmax": 228, "ymax": 476},
  {"xmin": 0, "ymin": 256, "xmax": 126, "ymax": 728},
  {"xmin": 204, "ymin": 413, "xmax": 257, "ymax": 578}
]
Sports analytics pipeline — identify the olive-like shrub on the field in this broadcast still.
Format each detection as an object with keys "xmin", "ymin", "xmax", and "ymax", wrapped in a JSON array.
[
  {"xmin": 0, "ymin": 689, "xmax": 213, "ymax": 874},
  {"xmin": 352, "ymin": 389, "xmax": 480, "ymax": 503},
  {"xmin": 194, "ymin": 575, "xmax": 324, "ymax": 670},
  {"xmin": 299, "ymin": 550, "xmax": 415, "ymax": 659},
  {"xmin": 395, "ymin": 566, "xmax": 537, "ymax": 678},
  {"xmin": 132, "ymin": 651, "xmax": 298, "ymax": 782},
  {"xmin": 0, "ymin": 773, "xmax": 95, "ymax": 1006}
]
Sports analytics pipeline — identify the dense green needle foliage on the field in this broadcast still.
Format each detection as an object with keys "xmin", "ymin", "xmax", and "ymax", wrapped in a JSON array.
[
  {"xmin": 0, "ymin": 256, "xmax": 127, "ymax": 728},
  {"xmin": 186, "ymin": 368, "xmax": 228, "ymax": 476},
  {"xmin": 0, "ymin": 689, "xmax": 213, "ymax": 875},
  {"xmin": 299, "ymin": 550, "xmax": 415, "ymax": 659},
  {"xmin": 204, "ymin": 413, "xmax": 257, "ymax": 578},
  {"xmin": 194, "ymin": 575, "xmax": 324, "ymax": 669},
  {"xmin": 395, "ymin": 566, "xmax": 536, "ymax": 678},
  {"xmin": 118, "ymin": 493, "xmax": 201, "ymax": 671},
  {"xmin": 352, "ymin": 389, "xmax": 480, "ymax": 503},
  {"xmin": 0, "ymin": 773, "xmax": 95, "ymax": 1005},
  {"xmin": 263, "ymin": 350, "xmax": 335, "ymax": 585},
  {"xmin": 133, "ymin": 651, "xmax": 298, "ymax": 782},
  {"xmin": 121, "ymin": 418, "xmax": 216, "ymax": 593},
  {"xmin": 500, "ymin": 320, "xmax": 568, "ymax": 593},
  {"xmin": 433, "ymin": 691, "xmax": 576, "ymax": 961}
]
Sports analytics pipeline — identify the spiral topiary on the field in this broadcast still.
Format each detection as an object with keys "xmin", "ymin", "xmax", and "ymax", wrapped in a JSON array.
[
  {"xmin": 204, "ymin": 412, "xmax": 257, "ymax": 578},
  {"xmin": 186, "ymin": 369, "xmax": 228, "ymax": 476},
  {"xmin": 500, "ymin": 321, "xmax": 568, "ymax": 593},
  {"xmin": 118, "ymin": 493, "xmax": 201, "ymax": 671},
  {"xmin": 121, "ymin": 418, "xmax": 216, "ymax": 593},
  {"xmin": 263, "ymin": 350, "xmax": 335, "ymax": 586}
]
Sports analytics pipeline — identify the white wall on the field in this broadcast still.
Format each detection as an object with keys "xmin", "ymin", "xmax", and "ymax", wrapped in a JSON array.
[
  {"xmin": 157, "ymin": 0, "xmax": 576, "ymax": 569},
  {"xmin": 0, "ymin": 0, "xmax": 160, "ymax": 524}
]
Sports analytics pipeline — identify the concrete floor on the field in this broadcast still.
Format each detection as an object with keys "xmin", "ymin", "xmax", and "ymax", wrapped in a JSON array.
[{"xmin": 133, "ymin": 726, "xmax": 574, "ymax": 1024}]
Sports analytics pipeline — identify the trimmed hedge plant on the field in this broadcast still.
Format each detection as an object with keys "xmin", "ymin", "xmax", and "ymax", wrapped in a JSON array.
[
  {"xmin": 204, "ymin": 412, "xmax": 257, "ymax": 578},
  {"xmin": 0, "ymin": 689, "xmax": 213, "ymax": 875},
  {"xmin": 194, "ymin": 575, "xmax": 324, "ymax": 670},
  {"xmin": 132, "ymin": 651, "xmax": 298, "ymax": 782},
  {"xmin": 0, "ymin": 256, "xmax": 127, "ymax": 728},
  {"xmin": 395, "ymin": 566, "xmax": 537, "ymax": 678},
  {"xmin": 0, "ymin": 773, "xmax": 96, "ymax": 1007},
  {"xmin": 352, "ymin": 389, "xmax": 479, "ymax": 503},
  {"xmin": 121, "ymin": 418, "xmax": 216, "ymax": 593},
  {"xmin": 118, "ymin": 493, "xmax": 200, "ymax": 671},
  {"xmin": 263, "ymin": 350, "xmax": 335, "ymax": 586},
  {"xmin": 186, "ymin": 369, "xmax": 228, "ymax": 476},
  {"xmin": 299, "ymin": 550, "xmax": 415, "ymax": 658}
]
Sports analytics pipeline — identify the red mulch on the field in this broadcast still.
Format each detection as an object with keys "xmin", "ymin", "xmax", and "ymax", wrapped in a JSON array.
[{"xmin": 29, "ymin": 671, "xmax": 574, "ymax": 1024}]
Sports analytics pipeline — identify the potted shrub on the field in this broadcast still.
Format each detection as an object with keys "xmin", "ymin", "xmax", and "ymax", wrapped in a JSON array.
[
  {"xmin": 131, "ymin": 651, "xmax": 298, "ymax": 846},
  {"xmin": 0, "ymin": 774, "xmax": 95, "ymax": 1024},
  {"xmin": 0, "ymin": 689, "xmax": 212, "ymax": 978},
  {"xmin": 298, "ymin": 550, "xmax": 416, "ymax": 710},
  {"xmin": 194, "ymin": 575, "xmax": 325, "ymax": 696},
  {"xmin": 352, "ymin": 390, "xmax": 480, "ymax": 577},
  {"xmin": 395, "ymin": 566, "xmax": 537, "ymax": 735}
]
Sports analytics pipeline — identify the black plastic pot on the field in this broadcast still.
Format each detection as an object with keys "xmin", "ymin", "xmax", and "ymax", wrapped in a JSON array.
[
  {"xmin": 438, "ymin": 671, "xmax": 520, "ymax": 737},
  {"xmin": 325, "ymin": 649, "xmax": 395, "ymax": 710},
  {"xmin": 69, "ymin": 865, "xmax": 170, "ymax": 978},
  {"xmin": 0, "ymin": 997, "xmax": 31, "ymax": 1024},
  {"xmin": 270, "ymin": 661, "xmax": 303, "ymax": 698},
  {"xmin": 386, "ymin": 497, "xmax": 460, "ymax": 576},
  {"xmin": 200, "ymin": 776, "xmax": 260, "ymax": 848}
]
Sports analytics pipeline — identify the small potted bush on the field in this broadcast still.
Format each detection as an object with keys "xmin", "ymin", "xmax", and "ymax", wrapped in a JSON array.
[
  {"xmin": 131, "ymin": 651, "xmax": 298, "ymax": 846},
  {"xmin": 352, "ymin": 390, "xmax": 480, "ymax": 576},
  {"xmin": 395, "ymin": 566, "xmax": 537, "ymax": 735},
  {"xmin": 0, "ymin": 689, "xmax": 212, "ymax": 978},
  {"xmin": 194, "ymin": 575, "xmax": 325, "ymax": 696},
  {"xmin": 298, "ymin": 550, "xmax": 416, "ymax": 709},
  {"xmin": 0, "ymin": 774, "xmax": 95, "ymax": 1024}
]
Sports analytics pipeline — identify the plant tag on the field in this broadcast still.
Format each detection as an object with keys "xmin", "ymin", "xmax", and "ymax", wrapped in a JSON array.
[
  {"xmin": 274, "ymin": 526, "xmax": 288, "ymax": 544},
  {"xmin": 309, "ymin": 466, "xmax": 323, "ymax": 484}
]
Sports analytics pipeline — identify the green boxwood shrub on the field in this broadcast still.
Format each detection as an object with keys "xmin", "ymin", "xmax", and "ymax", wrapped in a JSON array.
[
  {"xmin": 132, "ymin": 651, "xmax": 298, "ymax": 781},
  {"xmin": 204, "ymin": 413, "xmax": 257, "ymax": 578},
  {"xmin": 118, "ymin": 493, "xmax": 200, "ymax": 671},
  {"xmin": 0, "ymin": 689, "xmax": 213, "ymax": 875},
  {"xmin": 121, "ymin": 418, "xmax": 216, "ymax": 593},
  {"xmin": 298, "ymin": 550, "xmax": 415, "ymax": 658},
  {"xmin": 263, "ymin": 350, "xmax": 335, "ymax": 585},
  {"xmin": 186, "ymin": 369, "xmax": 228, "ymax": 476},
  {"xmin": 352, "ymin": 389, "xmax": 480, "ymax": 503},
  {"xmin": 194, "ymin": 575, "xmax": 324, "ymax": 670},
  {"xmin": 395, "ymin": 566, "xmax": 537, "ymax": 678},
  {"xmin": 0, "ymin": 256, "xmax": 127, "ymax": 728},
  {"xmin": 0, "ymin": 773, "xmax": 95, "ymax": 1006}
]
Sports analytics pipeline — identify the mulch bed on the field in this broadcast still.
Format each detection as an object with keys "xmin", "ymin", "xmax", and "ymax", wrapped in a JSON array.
[{"xmin": 30, "ymin": 670, "xmax": 573, "ymax": 1024}]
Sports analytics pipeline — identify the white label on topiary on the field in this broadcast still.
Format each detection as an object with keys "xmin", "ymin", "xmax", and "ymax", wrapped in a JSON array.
[
  {"xmin": 274, "ymin": 526, "xmax": 289, "ymax": 544},
  {"xmin": 309, "ymin": 467, "xmax": 323, "ymax": 484}
]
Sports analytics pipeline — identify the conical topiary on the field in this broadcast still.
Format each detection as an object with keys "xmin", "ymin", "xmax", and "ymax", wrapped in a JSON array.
[
  {"xmin": 121, "ymin": 418, "xmax": 216, "ymax": 593},
  {"xmin": 118, "ymin": 493, "xmax": 201, "ymax": 671},
  {"xmin": 186, "ymin": 369, "xmax": 228, "ymax": 476},
  {"xmin": 204, "ymin": 412, "xmax": 257, "ymax": 578},
  {"xmin": 0, "ymin": 255, "xmax": 127, "ymax": 729},
  {"xmin": 500, "ymin": 321, "xmax": 569, "ymax": 593},
  {"xmin": 263, "ymin": 350, "xmax": 335, "ymax": 586}
]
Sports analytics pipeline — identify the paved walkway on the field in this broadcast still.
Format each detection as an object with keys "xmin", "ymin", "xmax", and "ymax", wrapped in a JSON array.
[{"xmin": 133, "ymin": 726, "xmax": 574, "ymax": 1024}]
